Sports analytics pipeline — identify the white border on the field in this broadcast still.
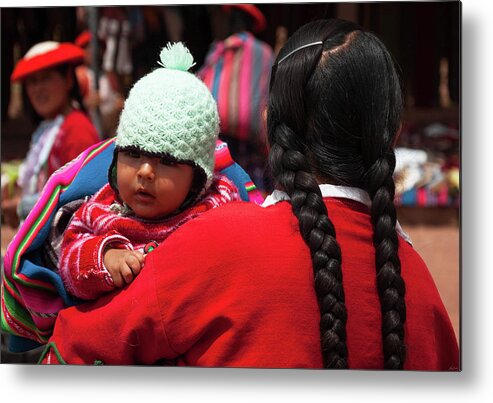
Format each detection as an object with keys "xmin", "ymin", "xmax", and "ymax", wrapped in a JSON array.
[{"xmin": 2, "ymin": 0, "xmax": 490, "ymax": 402}]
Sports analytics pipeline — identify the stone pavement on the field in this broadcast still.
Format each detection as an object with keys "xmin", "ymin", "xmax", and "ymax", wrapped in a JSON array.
[{"xmin": 401, "ymin": 223, "xmax": 460, "ymax": 340}]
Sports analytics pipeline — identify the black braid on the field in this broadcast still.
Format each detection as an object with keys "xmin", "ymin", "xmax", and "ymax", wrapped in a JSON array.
[
  {"xmin": 269, "ymin": 123, "xmax": 348, "ymax": 369},
  {"xmin": 269, "ymin": 18, "xmax": 406, "ymax": 369},
  {"xmin": 364, "ymin": 151, "xmax": 406, "ymax": 369}
]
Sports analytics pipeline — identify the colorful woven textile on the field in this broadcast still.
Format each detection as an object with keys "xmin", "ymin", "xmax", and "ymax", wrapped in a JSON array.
[
  {"xmin": 214, "ymin": 139, "xmax": 264, "ymax": 204},
  {"xmin": 198, "ymin": 31, "xmax": 273, "ymax": 144},
  {"xmin": 395, "ymin": 185, "xmax": 460, "ymax": 208},
  {"xmin": 2, "ymin": 139, "xmax": 115, "ymax": 348},
  {"xmin": 1, "ymin": 138, "xmax": 264, "ymax": 351}
]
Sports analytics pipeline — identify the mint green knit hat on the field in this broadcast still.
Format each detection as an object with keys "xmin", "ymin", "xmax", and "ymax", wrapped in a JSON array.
[{"xmin": 114, "ymin": 42, "xmax": 219, "ymax": 191}]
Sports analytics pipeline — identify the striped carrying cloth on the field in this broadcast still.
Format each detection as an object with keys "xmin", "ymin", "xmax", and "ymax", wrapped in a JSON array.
[
  {"xmin": 1, "ymin": 138, "xmax": 264, "ymax": 351},
  {"xmin": 2, "ymin": 139, "xmax": 115, "ymax": 348}
]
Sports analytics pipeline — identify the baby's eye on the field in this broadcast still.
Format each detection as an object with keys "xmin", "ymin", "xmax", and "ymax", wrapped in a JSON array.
[
  {"xmin": 126, "ymin": 150, "xmax": 141, "ymax": 159},
  {"xmin": 159, "ymin": 157, "xmax": 177, "ymax": 166}
]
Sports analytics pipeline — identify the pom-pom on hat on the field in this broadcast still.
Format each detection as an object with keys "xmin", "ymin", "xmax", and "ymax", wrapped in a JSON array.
[
  {"xmin": 114, "ymin": 42, "xmax": 220, "ymax": 193},
  {"xmin": 11, "ymin": 41, "xmax": 85, "ymax": 82}
]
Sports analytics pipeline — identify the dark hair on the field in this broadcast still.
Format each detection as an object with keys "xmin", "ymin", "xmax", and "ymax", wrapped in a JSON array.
[
  {"xmin": 267, "ymin": 19, "xmax": 406, "ymax": 369},
  {"xmin": 54, "ymin": 64, "xmax": 88, "ymax": 115}
]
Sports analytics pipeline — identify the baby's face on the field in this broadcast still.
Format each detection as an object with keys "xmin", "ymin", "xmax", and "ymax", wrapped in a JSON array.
[{"xmin": 116, "ymin": 150, "xmax": 194, "ymax": 219}]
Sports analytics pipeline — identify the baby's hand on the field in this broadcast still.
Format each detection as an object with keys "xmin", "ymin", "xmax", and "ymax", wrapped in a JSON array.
[{"xmin": 103, "ymin": 249, "xmax": 145, "ymax": 288}]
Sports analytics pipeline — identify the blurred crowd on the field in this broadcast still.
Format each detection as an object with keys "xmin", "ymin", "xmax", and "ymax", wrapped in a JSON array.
[
  {"xmin": 1, "ymin": 5, "xmax": 284, "ymax": 229},
  {"xmin": 394, "ymin": 122, "xmax": 460, "ymax": 207}
]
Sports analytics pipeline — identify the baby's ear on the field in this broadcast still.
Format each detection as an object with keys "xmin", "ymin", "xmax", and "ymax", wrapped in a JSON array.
[
  {"xmin": 190, "ymin": 166, "xmax": 207, "ymax": 192},
  {"xmin": 190, "ymin": 179, "xmax": 202, "ymax": 193}
]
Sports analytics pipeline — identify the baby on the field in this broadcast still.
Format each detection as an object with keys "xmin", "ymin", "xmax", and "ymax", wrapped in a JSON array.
[{"xmin": 59, "ymin": 43, "xmax": 240, "ymax": 300}]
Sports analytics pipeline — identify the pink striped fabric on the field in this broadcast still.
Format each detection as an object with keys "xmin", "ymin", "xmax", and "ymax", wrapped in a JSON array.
[
  {"xmin": 2, "ymin": 139, "xmax": 114, "ymax": 343},
  {"xmin": 198, "ymin": 31, "xmax": 274, "ymax": 144}
]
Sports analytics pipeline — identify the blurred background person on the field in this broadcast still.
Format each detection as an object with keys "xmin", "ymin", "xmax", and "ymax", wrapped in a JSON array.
[
  {"xmin": 198, "ymin": 4, "xmax": 274, "ymax": 195},
  {"xmin": 1, "ymin": 41, "xmax": 100, "ymax": 229},
  {"xmin": 74, "ymin": 30, "xmax": 125, "ymax": 138}
]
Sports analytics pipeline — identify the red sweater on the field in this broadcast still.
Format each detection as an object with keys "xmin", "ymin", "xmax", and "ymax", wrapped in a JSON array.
[
  {"xmin": 43, "ymin": 198, "xmax": 459, "ymax": 369},
  {"xmin": 47, "ymin": 110, "xmax": 100, "ymax": 177}
]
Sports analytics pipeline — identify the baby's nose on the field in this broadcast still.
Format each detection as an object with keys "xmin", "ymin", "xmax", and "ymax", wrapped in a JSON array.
[{"xmin": 138, "ymin": 162, "xmax": 155, "ymax": 180}]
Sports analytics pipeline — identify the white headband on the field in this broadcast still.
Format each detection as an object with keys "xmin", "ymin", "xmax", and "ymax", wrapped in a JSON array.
[{"xmin": 277, "ymin": 41, "xmax": 323, "ymax": 64}]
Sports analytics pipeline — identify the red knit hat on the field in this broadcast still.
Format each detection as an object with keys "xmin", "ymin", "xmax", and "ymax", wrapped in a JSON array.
[
  {"xmin": 222, "ymin": 4, "xmax": 267, "ymax": 33},
  {"xmin": 75, "ymin": 30, "xmax": 92, "ymax": 48},
  {"xmin": 11, "ymin": 41, "xmax": 85, "ymax": 82}
]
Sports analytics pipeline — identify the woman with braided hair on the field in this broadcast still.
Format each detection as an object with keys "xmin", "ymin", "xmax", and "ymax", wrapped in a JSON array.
[
  {"xmin": 40, "ymin": 19, "xmax": 458, "ymax": 370},
  {"xmin": 266, "ymin": 19, "xmax": 408, "ymax": 369}
]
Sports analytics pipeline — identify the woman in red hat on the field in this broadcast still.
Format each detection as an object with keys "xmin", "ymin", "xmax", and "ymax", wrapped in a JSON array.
[{"xmin": 2, "ymin": 41, "xmax": 100, "ymax": 228}]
